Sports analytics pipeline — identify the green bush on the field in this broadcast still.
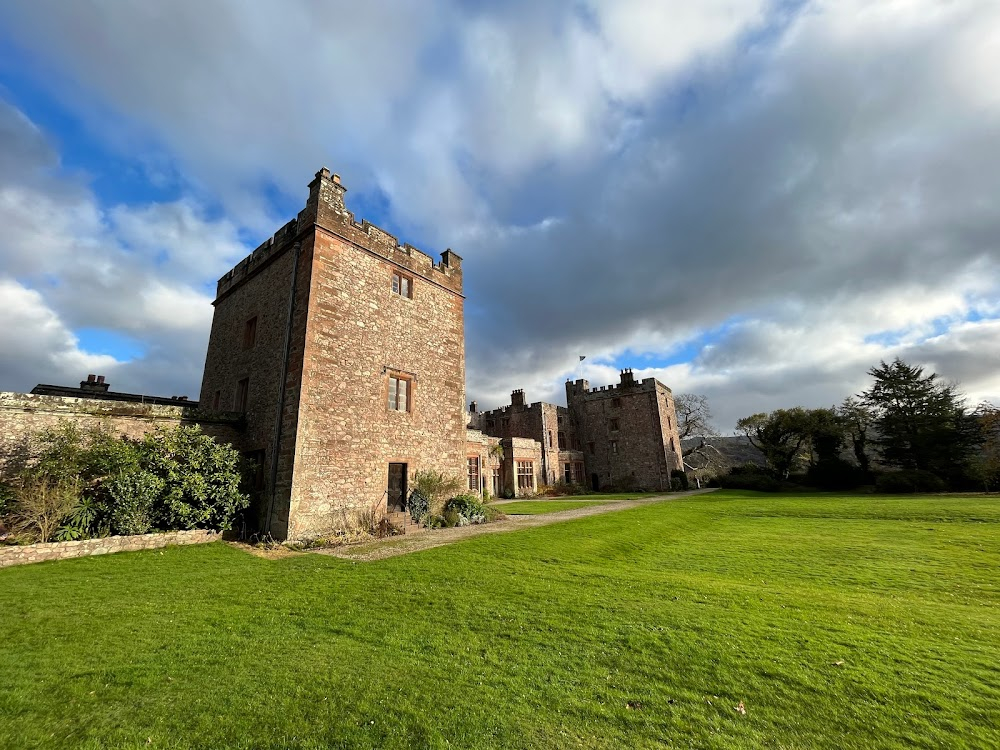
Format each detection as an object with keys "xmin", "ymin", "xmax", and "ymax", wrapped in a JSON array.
[
  {"xmin": 671, "ymin": 470, "xmax": 689, "ymax": 491},
  {"xmin": 443, "ymin": 494, "xmax": 490, "ymax": 525},
  {"xmin": 407, "ymin": 489, "xmax": 430, "ymax": 523},
  {"xmin": 718, "ymin": 465, "xmax": 782, "ymax": 492},
  {"xmin": 806, "ymin": 458, "xmax": 869, "ymax": 490},
  {"xmin": 874, "ymin": 470, "xmax": 947, "ymax": 494},
  {"xmin": 141, "ymin": 426, "xmax": 248, "ymax": 531},
  {"xmin": 4, "ymin": 421, "xmax": 249, "ymax": 541},
  {"xmin": 107, "ymin": 471, "xmax": 163, "ymax": 535}
]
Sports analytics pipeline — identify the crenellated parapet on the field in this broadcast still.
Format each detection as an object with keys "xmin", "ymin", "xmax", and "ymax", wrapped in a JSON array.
[{"xmin": 215, "ymin": 168, "xmax": 463, "ymax": 303}]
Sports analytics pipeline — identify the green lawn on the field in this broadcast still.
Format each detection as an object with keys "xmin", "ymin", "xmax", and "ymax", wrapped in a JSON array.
[
  {"xmin": 499, "ymin": 500, "xmax": 612, "ymax": 514},
  {"xmin": 2, "ymin": 491, "xmax": 999, "ymax": 749}
]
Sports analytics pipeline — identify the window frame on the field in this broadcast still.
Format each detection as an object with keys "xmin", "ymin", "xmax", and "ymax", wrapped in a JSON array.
[
  {"xmin": 468, "ymin": 456, "xmax": 481, "ymax": 492},
  {"xmin": 387, "ymin": 372, "xmax": 413, "ymax": 413},
  {"xmin": 391, "ymin": 270, "xmax": 414, "ymax": 299},
  {"xmin": 516, "ymin": 460, "xmax": 534, "ymax": 491}
]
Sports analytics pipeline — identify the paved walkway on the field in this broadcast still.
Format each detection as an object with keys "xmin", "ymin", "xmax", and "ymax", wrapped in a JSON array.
[{"xmin": 314, "ymin": 488, "xmax": 717, "ymax": 562}]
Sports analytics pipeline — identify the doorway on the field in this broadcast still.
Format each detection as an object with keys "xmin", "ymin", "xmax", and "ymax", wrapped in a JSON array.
[
  {"xmin": 591, "ymin": 473, "xmax": 600, "ymax": 492},
  {"xmin": 387, "ymin": 463, "xmax": 407, "ymax": 512}
]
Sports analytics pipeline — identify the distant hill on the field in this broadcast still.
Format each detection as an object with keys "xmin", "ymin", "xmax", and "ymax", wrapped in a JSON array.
[{"xmin": 681, "ymin": 436, "xmax": 766, "ymax": 476}]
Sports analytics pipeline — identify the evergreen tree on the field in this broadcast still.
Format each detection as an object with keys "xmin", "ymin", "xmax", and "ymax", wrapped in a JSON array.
[{"xmin": 861, "ymin": 359, "xmax": 979, "ymax": 481}]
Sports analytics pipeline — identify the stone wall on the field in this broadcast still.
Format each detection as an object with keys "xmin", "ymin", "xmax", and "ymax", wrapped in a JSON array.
[
  {"xmin": 0, "ymin": 392, "xmax": 244, "ymax": 478},
  {"xmin": 0, "ymin": 529, "xmax": 221, "ymax": 569}
]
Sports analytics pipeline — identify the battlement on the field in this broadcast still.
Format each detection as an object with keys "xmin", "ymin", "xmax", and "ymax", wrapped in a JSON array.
[
  {"xmin": 215, "ymin": 168, "xmax": 463, "ymax": 301},
  {"xmin": 566, "ymin": 370, "xmax": 671, "ymax": 402}
]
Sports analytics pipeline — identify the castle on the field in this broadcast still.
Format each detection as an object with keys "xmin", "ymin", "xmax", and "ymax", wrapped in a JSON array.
[{"xmin": 0, "ymin": 168, "xmax": 683, "ymax": 541}]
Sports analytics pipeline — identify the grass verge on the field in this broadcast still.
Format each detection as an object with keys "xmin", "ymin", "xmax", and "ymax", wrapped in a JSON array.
[{"xmin": 1, "ymin": 490, "xmax": 998, "ymax": 749}]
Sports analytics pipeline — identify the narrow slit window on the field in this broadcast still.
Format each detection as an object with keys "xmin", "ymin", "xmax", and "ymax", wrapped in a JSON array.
[
  {"xmin": 236, "ymin": 378, "xmax": 250, "ymax": 412},
  {"xmin": 243, "ymin": 316, "xmax": 258, "ymax": 349}
]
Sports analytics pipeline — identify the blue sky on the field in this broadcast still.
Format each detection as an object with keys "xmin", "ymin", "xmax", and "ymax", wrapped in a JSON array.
[{"xmin": 0, "ymin": 0, "xmax": 998, "ymax": 429}]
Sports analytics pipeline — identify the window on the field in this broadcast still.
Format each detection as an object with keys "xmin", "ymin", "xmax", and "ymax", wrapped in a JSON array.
[
  {"xmin": 235, "ymin": 378, "xmax": 250, "ymax": 412},
  {"xmin": 609, "ymin": 418, "xmax": 620, "ymax": 431},
  {"xmin": 516, "ymin": 461, "xmax": 534, "ymax": 490},
  {"xmin": 670, "ymin": 438, "xmax": 676, "ymax": 452},
  {"xmin": 558, "ymin": 431, "xmax": 566, "ymax": 450},
  {"xmin": 564, "ymin": 463, "xmax": 572, "ymax": 483},
  {"xmin": 212, "ymin": 390, "xmax": 221, "ymax": 410},
  {"xmin": 573, "ymin": 462, "xmax": 585, "ymax": 484},
  {"xmin": 667, "ymin": 416, "xmax": 672, "ymax": 429},
  {"xmin": 610, "ymin": 440, "xmax": 619, "ymax": 454},
  {"xmin": 388, "ymin": 374, "xmax": 411, "ymax": 412},
  {"xmin": 588, "ymin": 441, "xmax": 595, "ymax": 455},
  {"xmin": 547, "ymin": 430, "xmax": 553, "ymax": 448},
  {"xmin": 468, "ymin": 457, "xmax": 481, "ymax": 492},
  {"xmin": 558, "ymin": 415, "xmax": 565, "ymax": 425},
  {"xmin": 391, "ymin": 270, "xmax": 413, "ymax": 298},
  {"xmin": 243, "ymin": 316, "xmax": 258, "ymax": 349},
  {"xmin": 492, "ymin": 467, "xmax": 501, "ymax": 496},
  {"xmin": 612, "ymin": 397, "xmax": 622, "ymax": 408}
]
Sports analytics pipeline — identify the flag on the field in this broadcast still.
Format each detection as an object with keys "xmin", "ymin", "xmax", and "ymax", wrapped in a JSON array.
[{"xmin": 579, "ymin": 355, "xmax": 586, "ymax": 361}]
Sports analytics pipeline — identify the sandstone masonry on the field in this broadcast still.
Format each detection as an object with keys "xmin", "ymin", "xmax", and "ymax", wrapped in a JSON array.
[
  {"xmin": 201, "ymin": 169, "xmax": 466, "ymax": 539},
  {"xmin": 471, "ymin": 369, "xmax": 683, "ymax": 493}
]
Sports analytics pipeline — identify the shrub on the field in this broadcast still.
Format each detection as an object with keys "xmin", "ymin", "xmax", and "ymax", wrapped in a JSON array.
[
  {"xmin": 875, "ymin": 470, "xmax": 947, "ymax": 494},
  {"xmin": 806, "ymin": 458, "xmax": 869, "ymax": 490},
  {"xmin": 106, "ymin": 471, "xmax": 163, "ymax": 535},
  {"xmin": 141, "ymin": 426, "xmax": 248, "ymax": 531},
  {"xmin": 670, "ymin": 470, "xmax": 689, "ymax": 491},
  {"xmin": 443, "ymin": 494, "xmax": 489, "ymax": 525},
  {"xmin": 410, "ymin": 470, "xmax": 463, "ymax": 516},
  {"xmin": 407, "ymin": 488, "xmax": 430, "ymax": 523},
  {"xmin": 718, "ymin": 465, "xmax": 781, "ymax": 492},
  {"xmin": 12, "ymin": 476, "xmax": 82, "ymax": 542}
]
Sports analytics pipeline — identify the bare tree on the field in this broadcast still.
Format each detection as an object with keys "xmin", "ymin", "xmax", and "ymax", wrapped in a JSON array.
[{"xmin": 674, "ymin": 393, "xmax": 718, "ymax": 440}]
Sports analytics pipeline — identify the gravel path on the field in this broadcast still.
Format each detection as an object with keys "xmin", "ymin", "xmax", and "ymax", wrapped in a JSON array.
[{"xmin": 313, "ymin": 488, "xmax": 717, "ymax": 562}]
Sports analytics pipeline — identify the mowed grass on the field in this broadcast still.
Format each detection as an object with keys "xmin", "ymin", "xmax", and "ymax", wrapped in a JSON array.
[
  {"xmin": 499, "ymin": 500, "xmax": 612, "ymax": 514},
  {"xmin": 1, "ymin": 491, "xmax": 998, "ymax": 749}
]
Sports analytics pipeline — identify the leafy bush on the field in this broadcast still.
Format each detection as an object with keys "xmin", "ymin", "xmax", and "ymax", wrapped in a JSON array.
[
  {"xmin": 4, "ymin": 421, "xmax": 249, "ymax": 542},
  {"xmin": 407, "ymin": 488, "xmax": 430, "ymax": 523},
  {"xmin": 718, "ymin": 465, "xmax": 782, "ymax": 492},
  {"xmin": 410, "ymin": 470, "xmax": 463, "ymax": 516},
  {"xmin": 443, "ymin": 494, "xmax": 489, "ymax": 525},
  {"xmin": 806, "ymin": 458, "xmax": 870, "ymax": 490},
  {"xmin": 874, "ymin": 470, "xmax": 947, "ymax": 494},
  {"xmin": 141, "ymin": 426, "xmax": 248, "ymax": 531},
  {"xmin": 671, "ymin": 470, "xmax": 689, "ymax": 491},
  {"xmin": 106, "ymin": 471, "xmax": 162, "ymax": 535}
]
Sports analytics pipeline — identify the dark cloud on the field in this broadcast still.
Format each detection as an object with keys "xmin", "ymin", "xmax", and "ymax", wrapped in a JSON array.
[{"xmin": 0, "ymin": 0, "xmax": 997, "ymax": 426}]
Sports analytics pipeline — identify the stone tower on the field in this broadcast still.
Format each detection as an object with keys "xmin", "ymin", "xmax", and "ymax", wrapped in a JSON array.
[{"xmin": 200, "ymin": 169, "xmax": 466, "ymax": 540}]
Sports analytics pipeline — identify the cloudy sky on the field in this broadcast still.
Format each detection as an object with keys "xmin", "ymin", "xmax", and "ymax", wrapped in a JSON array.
[{"xmin": 0, "ymin": 0, "xmax": 998, "ymax": 430}]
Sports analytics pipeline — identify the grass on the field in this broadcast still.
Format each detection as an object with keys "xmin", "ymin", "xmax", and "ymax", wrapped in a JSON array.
[
  {"xmin": 1, "ymin": 490, "xmax": 999, "ymax": 749},
  {"xmin": 498, "ymin": 500, "xmax": 611, "ymax": 514}
]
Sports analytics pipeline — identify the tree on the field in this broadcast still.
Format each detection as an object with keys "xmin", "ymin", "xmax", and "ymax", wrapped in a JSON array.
[
  {"xmin": 970, "ymin": 403, "xmax": 1000, "ymax": 491},
  {"xmin": 861, "ymin": 359, "xmax": 980, "ymax": 481},
  {"xmin": 804, "ymin": 408, "xmax": 845, "ymax": 464},
  {"xmin": 674, "ymin": 394, "xmax": 718, "ymax": 440},
  {"xmin": 735, "ymin": 408, "xmax": 815, "ymax": 478},
  {"xmin": 839, "ymin": 397, "xmax": 874, "ymax": 474}
]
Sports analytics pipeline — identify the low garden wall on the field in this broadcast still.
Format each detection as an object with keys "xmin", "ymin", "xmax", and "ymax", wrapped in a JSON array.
[{"xmin": 0, "ymin": 529, "xmax": 222, "ymax": 569}]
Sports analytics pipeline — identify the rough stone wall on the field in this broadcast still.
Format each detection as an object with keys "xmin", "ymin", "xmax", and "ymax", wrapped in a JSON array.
[
  {"xmin": 283, "ymin": 179, "xmax": 466, "ymax": 539},
  {"xmin": 0, "ymin": 530, "xmax": 221, "ymax": 569},
  {"xmin": 476, "ymin": 397, "xmax": 579, "ymax": 485},
  {"xmin": 566, "ymin": 373, "xmax": 683, "ymax": 491},
  {"xmin": 0, "ymin": 393, "xmax": 243, "ymax": 478}
]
